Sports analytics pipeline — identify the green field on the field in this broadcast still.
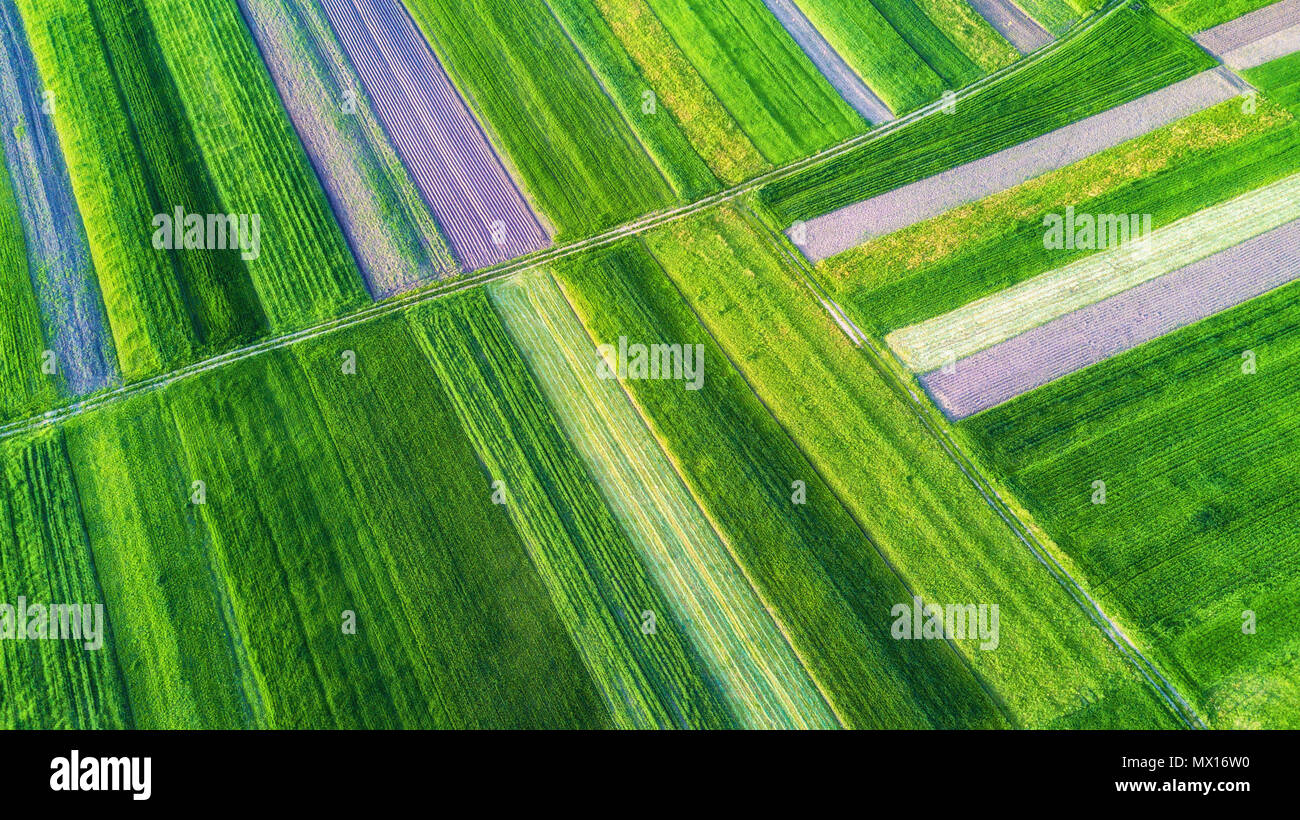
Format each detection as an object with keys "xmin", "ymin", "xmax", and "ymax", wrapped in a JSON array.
[
  {"xmin": 914, "ymin": 0, "xmax": 1019, "ymax": 70},
  {"xmin": 491, "ymin": 269, "xmax": 837, "ymax": 728},
  {"xmin": 963, "ymin": 283, "xmax": 1300, "ymax": 728},
  {"xmin": 0, "ymin": 158, "xmax": 56, "ymax": 421},
  {"xmin": 1244, "ymin": 51, "xmax": 1300, "ymax": 114},
  {"xmin": 35, "ymin": 319, "xmax": 621, "ymax": 729},
  {"xmin": 637, "ymin": 0, "xmax": 866, "ymax": 166},
  {"xmin": 408, "ymin": 290, "xmax": 734, "ymax": 728},
  {"xmin": 1152, "ymin": 0, "xmax": 1276, "ymax": 32},
  {"xmin": 759, "ymin": 4, "xmax": 1215, "ymax": 224},
  {"xmin": 402, "ymin": 0, "xmax": 679, "ymax": 237},
  {"xmin": 551, "ymin": 239, "xmax": 1011, "ymax": 729},
  {"xmin": 546, "ymin": 0, "xmax": 720, "ymax": 200},
  {"xmin": 638, "ymin": 205, "xmax": 1181, "ymax": 728},
  {"xmin": 16, "ymin": 0, "xmax": 365, "ymax": 382}
]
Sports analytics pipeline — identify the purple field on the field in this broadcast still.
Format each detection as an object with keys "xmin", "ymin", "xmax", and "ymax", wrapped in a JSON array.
[
  {"xmin": 920, "ymin": 218, "xmax": 1300, "ymax": 419},
  {"xmin": 0, "ymin": 2, "xmax": 117, "ymax": 396},
  {"xmin": 320, "ymin": 0, "xmax": 549, "ymax": 272},
  {"xmin": 239, "ymin": 0, "xmax": 459, "ymax": 298}
]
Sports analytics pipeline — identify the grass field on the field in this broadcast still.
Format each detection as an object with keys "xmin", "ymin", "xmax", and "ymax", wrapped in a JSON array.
[
  {"xmin": 789, "ymin": 0, "xmax": 954, "ymax": 113},
  {"xmin": 638, "ymin": 0, "xmax": 866, "ymax": 166},
  {"xmin": 56, "ymin": 319, "xmax": 617, "ymax": 729},
  {"xmin": 759, "ymin": 4, "xmax": 1215, "ymax": 224},
  {"xmin": 963, "ymin": 282, "xmax": 1300, "ymax": 727},
  {"xmin": 551, "ymin": 239, "xmax": 1011, "ymax": 729},
  {"xmin": 1244, "ymin": 50, "xmax": 1300, "ymax": 113},
  {"xmin": 818, "ymin": 99, "xmax": 1299, "ymax": 337},
  {"xmin": 1152, "ymin": 0, "xmax": 1277, "ymax": 32},
  {"xmin": 401, "ymin": 0, "xmax": 677, "ymax": 237},
  {"xmin": 491, "ymin": 269, "xmax": 837, "ymax": 728},
  {"xmin": 408, "ymin": 290, "xmax": 734, "ymax": 728},
  {"xmin": 914, "ymin": 0, "xmax": 1019, "ymax": 71},
  {"xmin": 16, "ymin": 0, "xmax": 366, "ymax": 382},
  {"xmin": 590, "ymin": 0, "xmax": 769, "ymax": 185},
  {"xmin": 546, "ymin": 0, "xmax": 719, "ymax": 200},
  {"xmin": 0, "ymin": 431, "xmax": 131, "ymax": 729},
  {"xmin": 0, "ymin": 159, "xmax": 56, "ymax": 421},
  {"xmin": 639, "ymin": 205, "xmax": 1181, "ymax": 728}
]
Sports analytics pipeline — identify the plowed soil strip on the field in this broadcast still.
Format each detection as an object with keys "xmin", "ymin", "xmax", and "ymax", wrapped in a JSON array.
[
  {"xmin": 759, "ymin": 0, "xmax": 893, "ymax": 123},
  {"xmin": 790, "ymin": 67, "xmax": 1244, "ymax": 262},
  {"xmin": 922, "ymin": 217, "xmax": 1300, "ymax": 419},
  {"xmin": 969, "ymin": 0, "xmax": 1053, "ymax": 54},
  {"xmin": 319, "ymin": 0, "xmax": 549, "ymax": 270}
]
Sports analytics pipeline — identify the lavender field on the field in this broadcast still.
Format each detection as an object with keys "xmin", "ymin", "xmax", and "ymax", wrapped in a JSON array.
[{"xmin": 320, "ymin": 0, "xmax": 549, "ymax": 273}]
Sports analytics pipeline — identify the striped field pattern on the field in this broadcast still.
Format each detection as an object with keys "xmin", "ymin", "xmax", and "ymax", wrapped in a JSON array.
[{"xmin": 320, "ymin": 0, "xmax": 550, "ymax": 271}]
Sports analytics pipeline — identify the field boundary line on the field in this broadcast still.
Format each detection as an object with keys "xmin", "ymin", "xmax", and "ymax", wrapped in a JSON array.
[
  {"xmin": 0, "ymin": 0, "xmax": 1127, "ymax": 445},
  {"xmin": 750, "ymin": 205, "xmax": 1208, "ymax": 730}
]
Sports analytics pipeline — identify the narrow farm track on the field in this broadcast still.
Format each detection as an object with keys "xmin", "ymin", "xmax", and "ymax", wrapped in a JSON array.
[
  {"xmin": 0, "ymin": 0, "xmax": 1124, "ymax": 447},
  {"xmin": 755, "ymin": 211, "xmax": 1209, "ymax": 729}
]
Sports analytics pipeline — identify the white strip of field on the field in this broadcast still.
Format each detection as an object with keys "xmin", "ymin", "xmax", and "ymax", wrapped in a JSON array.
[
  {"xmin": 788, "ymin": 67, "xmax": 1245, "ymax": 263},
  {"xmin": 1196, "ymin": 0, "xmax": 1300, "ymax": 69},
  {"xmin": 968, "ymin": 0, "xmax": 1053, "ymax": 55},
  {"xmin": 920, "ymin": 217, "xmax": 1300, "ymax": 419},
  {"xmin": 760, "ymin": 0, "xmax": 893, "ymax": 123},
  {"xmin": 887, "ymin": 170, "xmax": 1300, "ymax": 373}
]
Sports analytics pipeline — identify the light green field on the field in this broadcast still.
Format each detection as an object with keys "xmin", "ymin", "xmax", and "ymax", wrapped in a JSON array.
[
  {"xmin": 0, "ymin": 157, "xmax": 55, "ymax": 420},
  {"xmin": 402, "ymin": 0, "xmax": 677, "ymax": 237},
  {"xmin": 642, "ymin": 205, "xmax": 1182, "ymax": 728},
  {"xmin": 640, "ymin": 0, "xmax": 866, "ymax": 165},
  {"xmin": 491, "ymin": 269, "xmax": 837, "ymax": 728},
  {"xmin": 408, "ymin": 290, "xmax": 734, "ymax": 729},
  {"xmin": 590, "ymin": 0, "xmax": 770, "ymax": 184},
  {"xmin": 1152, "ymin": 0, "xmax": 1277, "ymax": 32},
  {"xmin": 552, "ymin": 239, "xmax": 1011, "ymax": 729}
]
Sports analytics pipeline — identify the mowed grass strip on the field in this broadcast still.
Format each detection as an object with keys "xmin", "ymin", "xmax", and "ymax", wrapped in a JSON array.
[
  {"xmin": 141, "ymin": 0, "xmax": 367, "ymax": 326},
  {"xmin": 964, "ymin": 284, "xmax": 1300, "ymax": 727},
  {"xmin": 491, "ymin": 269, "xmax": 837, "ymax": 729},
  {"xmin": 760, "ymin": 4, "xmax": 1215, "ymax": 224},
  {"xmin": 640, "ymin": 0, "xmax": 866, "ymax": 165},
  {"xmin": 552, "ymin": 239, "xmax": 1008, "ymax": 729},
  {"xmin": 590, "ymin": 0, "xmax": 769, "ymax": 184},
  {"xmin": 402, "ymin": 0, "xmax": 676, "ymax": 237},
  {"xmin": 408, "ymin": 290, "xmax": 734, "ymax": 729},
  {"xmin": 0, "ymin": 159, "xmax": 56, "ymax": 421},
  {"xmin": 821, "ymin": 98, "xmax": 1297, "ymax": 336},
  {"xmin": 0, "ymin": 431, "xmax": 131, "ymax": 729},
  {"xmin": 17, "ymin": 0, "xmax": 268, "ymax": 378},
  {"xmin": 641, "ymin": 205, "xmax": 1181, "ymax": 728}
]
